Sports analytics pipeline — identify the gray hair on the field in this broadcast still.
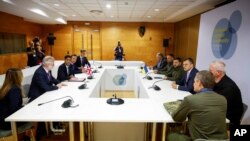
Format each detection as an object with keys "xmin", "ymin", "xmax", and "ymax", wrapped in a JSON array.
[
  {"xmin": 195, "ymin": 70, "xmax": 215, "ymax": 89},
  {"xmin": 42, "ymin": 56, "xmax": 55, "ymax": 65},
  {"xmin": 210, "ymin": 60, "xmax": 226, "ymax": 73}
]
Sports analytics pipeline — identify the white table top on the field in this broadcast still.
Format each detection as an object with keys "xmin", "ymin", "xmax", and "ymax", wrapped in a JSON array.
[{"xmin": 5, "ymin": 62, "xmax": 191, "ymax": 123}]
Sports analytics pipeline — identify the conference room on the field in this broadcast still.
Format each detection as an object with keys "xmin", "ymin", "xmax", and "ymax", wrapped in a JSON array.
[{"xmin": 0, "ymin": 0, "xmax": 249, "ymax": 141}]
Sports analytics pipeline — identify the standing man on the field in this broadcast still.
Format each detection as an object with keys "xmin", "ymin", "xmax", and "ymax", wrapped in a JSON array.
[
  {"xmin": 169, "ymin": 70, "xmax": 228, "ymax": 141},
  {"xmin": 209, "ymin": 60, "xmax": 243, "ymax": 125},
  {"xmin": 172, "ymin": 58, "xmax": 198, "ymax": 94},
  {"xmin": 26, "ymin": 40, "xmax": 38, "ymax": 67},
  {"xmin": 114, "ymin": 41, "xmax": 124, "ymax": 61},
  {"xmin": 57, "ymin": 55, "xmax": 75, "ymax": 82},
  {"xmin": 164, "ymin": 57, "xmax": 185, "ymax": 81},
  {"xmin": 76, "ymin": 49, "xmax": 91, "ymax": 68},
  {"xmin": 28, "ymin": 56, "xmax": 66, "ymax": 102}
]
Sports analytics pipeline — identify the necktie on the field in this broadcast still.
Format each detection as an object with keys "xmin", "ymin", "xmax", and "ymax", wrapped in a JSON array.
[
  {"xmin": 186, "ymin": 72, "xmax": 190, "ymax": 82},
  {"xmin": 47, "ymin": 72, "xmax": 51, "ymax": 81},
  {"xmin": 66, "ymin": 66, "xmax": 69, "ymax": 75},
  {"xmin": 82, "ymin": 57, "xmax": 84, "ymax": 66}
]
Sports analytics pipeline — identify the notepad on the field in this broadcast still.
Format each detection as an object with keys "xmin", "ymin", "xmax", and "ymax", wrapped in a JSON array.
[
  {"xmin": 163, "ymin": 100, "xmax": 182, "ymax": 116},
  {"xmin": 68, "ymin": 78, "xmax": 86, "ymax": 82}
]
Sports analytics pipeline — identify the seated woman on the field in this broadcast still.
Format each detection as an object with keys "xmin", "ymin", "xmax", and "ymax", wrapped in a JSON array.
[{"xmin": 0, "ymin": 68, "xmax": 34, "ymax": 140}]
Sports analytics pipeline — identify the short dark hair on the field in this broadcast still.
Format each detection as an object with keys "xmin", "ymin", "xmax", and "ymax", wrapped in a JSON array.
[
  {"xmin": 174, "ymin": 57, "xmax": 182, "ymax": 62},
  {"xmin": 64, "ymin": 55, "xmax": 71, "ymax": 59},
  {"xmin": 167, "ymin": 53, "xmax": 174, "ymax": 58},
  {"xmin": 157, "ymin": 53, "xmax": 164, "ymax": 58},
  {"xmin": 184, "ymin": 58, "xmax": 194, "ymax": 64},
  {"xmin": 195, "ymin": 70, "xmax": 215, "ymax": 89},
  {"xmin": 80, "ymin": 49, "xmax": 86, "ymax": 53},
  {"xmin": 71, "ymin": 54, "xmax": 77, "ymax": 57}
]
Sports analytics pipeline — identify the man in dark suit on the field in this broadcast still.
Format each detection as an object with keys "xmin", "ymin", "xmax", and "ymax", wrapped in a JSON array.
[
  {"xmin": 152, "ymin": 53, "xmax": 167, "ymax": 71},
  {"xmin": 28, "ymin": 56, "xmax": 66, "ymax": 102},
  {"xmin": 71, "ymin": 54, "xmax": 83, "ymax": 74},
  {"xmin": 75, "ymin": 49, "xmax": 91, "ymax": 68},
  {"xmin": 57, "ymin": 55, "xmax": 75, "ymax": 81},
  {"xmin": 209, "ymin": 60, "xmax": 243, "ymax": 125},
  {"xmin": 172, "ymin": 58, "xmax": 198, "ymax": 94}
]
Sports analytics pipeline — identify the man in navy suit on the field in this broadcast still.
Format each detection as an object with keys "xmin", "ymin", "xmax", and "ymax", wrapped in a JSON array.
[
  {"xmin": 75, "ymin": 49, "xmax": 91, "ymax": 69},
  {"xmin": 57, "ymin": 55, "xmax": 75, "ymax": 81},
  {"xmin": 28, "ymin": 56, "xmax": 66, "ymax": 102},
  {"xmin": 71, "ymin": 54, "xmax": 83, "ymax": 74},
  {"xmin": 172, "ymin": 58, "xmax": 198, "ymax": 94},
  {"xmin": 152, "ymin": 53, "xmax": 167, "ymax": 71}
]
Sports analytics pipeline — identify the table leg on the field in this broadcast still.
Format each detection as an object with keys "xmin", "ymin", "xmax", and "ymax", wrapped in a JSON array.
[
  {"xmin": 151, "ymin": 123, "xmax": 157, "ymax": 141},
  {"xmin": 80, "ymin": 122, "xmax": 85, "ymax": 141},
  {"xmin": 69, "ymin": 122, "xmax": 74, "ymax": 141},
  {"xmin": 11, "ymin": 122, "xmax": 18, "ymax": 141},
  {"xmin": 162, "ymin": 123, "xmax": 167, "ymax": 141}
]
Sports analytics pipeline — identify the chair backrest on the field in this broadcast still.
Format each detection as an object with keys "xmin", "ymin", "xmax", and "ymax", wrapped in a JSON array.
[
  {"xmin": 241, "ymin": 103, "xmax": 248, "ymax": 121},
  {"xmin": 194, "ymin": 139, "xmax": 229, "ymax": 141}
]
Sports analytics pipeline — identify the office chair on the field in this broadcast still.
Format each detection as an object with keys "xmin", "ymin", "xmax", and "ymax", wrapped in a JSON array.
[
  {"xmin": 0, "ymin": 122, "xmax": 35, "ymax": 141},
  {"xmin": 241, "ymin": 103, "xmax": 248, "ymax": 123}
]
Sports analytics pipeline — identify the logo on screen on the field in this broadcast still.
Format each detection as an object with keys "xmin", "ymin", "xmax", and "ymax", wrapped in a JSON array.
[
  {"xmin": 211, "ymin": 10, "xmax": 242, "ymax": 59},
  {"xmin": 113, "ymin": 74, "xmax": 127, "ymax": 86}
]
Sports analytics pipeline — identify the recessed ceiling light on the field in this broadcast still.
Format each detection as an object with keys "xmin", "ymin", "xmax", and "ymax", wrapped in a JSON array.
[
  {"xmin": 147, "ymin": 15, "xmax": 151, "ymax": 18},
  {"xmin": 72, "ymin": 15, "xmax": 76, "ymax": 17},
  {"xmin": 56, "ymin": 18, "xmax": 66, "ymax": 24},
  {"xmin": 30, "ymin": 8, "xmax": 48, "ymax": 17},
  {"xmin": 154, "ymin": 9, "xmax": 159, "ymax": 12},
  {"xmin": 110, "ymin": 15, "xmax": 114, "ymax": 18},
  {"xmin": 54, "ymin": 4, "xmax": 59, "ymax": 7},
  {"xmin": 106, "ymin": 4, "xmax": 111, "ymax": 9},
  {"xmin": 2, "ymin": 0, "xmax": 15, "ymax": 5},
  {"xmin": 90, "ymin": 10, "xmax": 103, "ymax": 15}
]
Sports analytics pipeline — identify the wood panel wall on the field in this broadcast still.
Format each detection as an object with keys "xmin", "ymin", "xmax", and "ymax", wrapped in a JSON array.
[
  {"xmin": 100, "ymin": 22, "xmax": 174, "ymax": 65},
  {"xmin": 174, "ymin": 15, "xmax": 200, "ymax": 64},
  {"xmin": 2, "ymin": 11, "xmax": 200, "ymax": 74},
  {"xmin": 0, "ymin": 12, "xmax": 42, "ymax": 74}
]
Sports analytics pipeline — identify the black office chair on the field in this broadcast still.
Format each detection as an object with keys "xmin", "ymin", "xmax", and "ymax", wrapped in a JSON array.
[
  {"xmin": 241, "ymin": 103, "xmax": 248, "ymax": 123},
  {"xmin": 0, "ymin": 122, "xmax": 35, "ymax": 141}
]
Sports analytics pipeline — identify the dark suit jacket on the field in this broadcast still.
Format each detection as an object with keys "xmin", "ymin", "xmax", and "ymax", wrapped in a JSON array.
[
  {"xmin": 75, "ymin": 56, "xmax": 91, "ymax": 68},
  {"xmin": 0, "ymin": 85, "xmax": 22, "ymax": 130},
  {"xmin": 71, "ymin": 63, "xmax": 82, "ymax": 74},
  {"xmin": 153, "ymin": 58, "xmax": 167, "ymax": 71},
  {"xmin": 214, "ymin": 75, "xmax": 243, "ymax": 125},
  {"xmin": 28, "ymin": 66, "xmax": 60, "ymax": 102},
  {"xmin": 57, "ymin": 63, "xmax": 74, "ymax": 81},
  {"xmin": 176, "ymin": 67, "xmax": 198, "ymax": 94}
]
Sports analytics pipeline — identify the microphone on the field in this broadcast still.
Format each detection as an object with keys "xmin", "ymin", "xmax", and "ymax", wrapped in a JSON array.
[
  {"xmin": 106, "ymin": 94, "xmax": 124, "ymax": 105},
  {"xmin": 92, "ymin": 60, "xmax": 99, "ymax": 73},
  {"xmin": 93, "ymin": 60, "xmax": 102, "ymax": 69},
  {"xmin": 116, "ymin": 61, "xmax": 124, "ymax": 69},
  {"xmin": 143, "ymin": 72, "xmax": 153, "ymax": 80},
  {"xmin": 148, "ymin": 79, "xmax": 165, "ymax": 91},
  {"xmin": 38, "ymin": 96, "xmax": 79, "ymax": 108}
]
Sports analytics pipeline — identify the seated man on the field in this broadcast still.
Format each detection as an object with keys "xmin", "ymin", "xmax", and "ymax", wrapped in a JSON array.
[
  {"xmin": 169, "ymin": 70, "xmax": 228, "ymax": 141},
  {"xmin": 71, "ymin": 54, "xmax": 84, "ymax": 74},
  {"xmin": 172, "ymin": 58, "xmax": 198, "ymax": 94},
  {"xmin": 28, "ymin": 56, "xmax": 66, "ymax": 102},
  {"xmin": 57, "ymin": 55, "xmax": 75, "ymax": 81},
  {"xmin": 75, "ymin": 49, "xmax": 91, "ymax": 68},
  {"xmin": 209, "ymin": 60, "xmax": 243, "ymax": 125},
  {"xmin": 164, "ymin": 57, "xmax": 185, "ymax": 81},
  {"xmin": 152, "ymin": 52, "xmax": 167, "ymax": 71},
  {"xmin": 155, "ymin": 53, "xmax": 174, "ymax": 75}
]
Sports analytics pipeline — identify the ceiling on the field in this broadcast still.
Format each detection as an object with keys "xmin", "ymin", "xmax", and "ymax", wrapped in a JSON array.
[{"xmin": 0, "ymin": 0, "xmax": 226, "ymax": 24}]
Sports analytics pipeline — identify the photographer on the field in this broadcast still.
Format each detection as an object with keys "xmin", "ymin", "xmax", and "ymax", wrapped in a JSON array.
[{"xmin": 26, "ymin": 40, "xmax": 38, "ymax": 67}]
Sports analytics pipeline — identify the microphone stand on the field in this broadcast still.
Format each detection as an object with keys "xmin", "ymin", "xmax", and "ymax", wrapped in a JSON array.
[{"xmin": 149, "ymin": 79, "xmax": 165, "ymax": 91}]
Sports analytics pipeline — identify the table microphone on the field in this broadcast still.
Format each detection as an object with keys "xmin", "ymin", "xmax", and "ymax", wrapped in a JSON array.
[
  {"xmin": 38, "ymin": 96, "xmax": 79, "ymax": 108},
  {"xmin": 148, "ymin": 79, "xmax": 165, "ymax": 91},
  {"xmin": 93, "ymin": 61, "xmax": 103, "ymax": 69},
  {"xmin": 143, "ymin": 72, "xmax": 153, "ymax": 80},
  {"xmin": 116, "ymin": 61, "xmax": 124, "ymax": 69}
]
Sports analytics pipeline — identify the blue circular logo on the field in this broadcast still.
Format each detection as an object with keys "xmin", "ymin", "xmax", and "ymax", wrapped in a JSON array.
[
  {"xmin": 113, "ymin": 74, "xmax": 127, "ymax": 86},
  {"xmin": 211, "ymin": 10, "xmax": 242, "ymax": 59}
]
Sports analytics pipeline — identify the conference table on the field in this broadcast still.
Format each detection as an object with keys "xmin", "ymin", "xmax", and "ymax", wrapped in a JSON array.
[{"xmin": 5, "ymin": 61, "xmax": 191, "ymax": 141}]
